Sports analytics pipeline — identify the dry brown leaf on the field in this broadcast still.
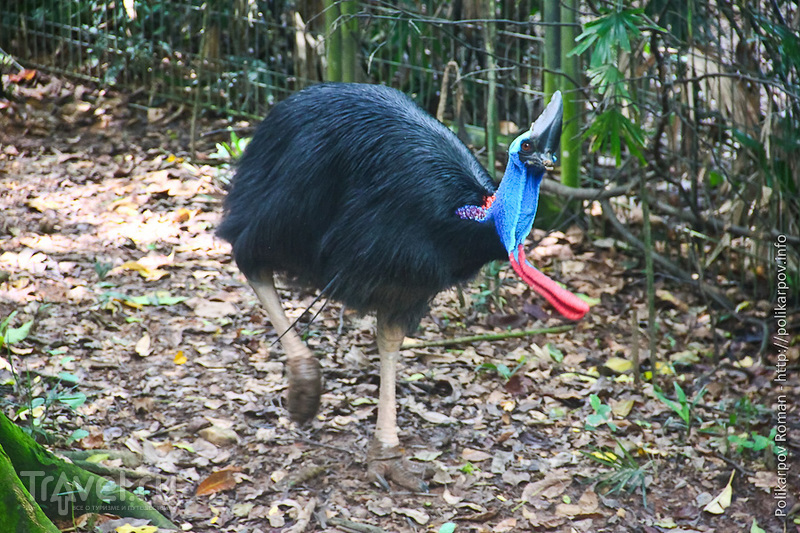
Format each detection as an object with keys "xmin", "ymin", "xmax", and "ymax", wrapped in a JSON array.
[
  {"xmin": 521, "ymin": 471, "xmax": 571, "ymax": 501},
  {"xmin": 114, "ymin": 260, "xmax": 169, "ymax": 281},
  {"xmin": 461, "ymin": 448, "xmax": 492, "ymax": 462},
  {"xmin": 442, "ymin": 487, "xmax": 462, "ymax": 505},
  {"xmin": 196, "ymin": 467, "xmax": 240, "ymax": 496},
  {"xmin": 610, "ymin": 398, "xmax": 635, "ymax": 417},
  {"xmin": 184, "ymin": 297, "xmax": 238, "ymax": 318},
  {"xmin": 493, "ymin": 518, "xmax": 517, "ymax": 532},
  {"xmin": 656, "ymin": 288, "xmax": 690, "ymax": 312},
  {"xmin": 394, "ymin": 507, "xmax": 429, "ymax": 525},
  {"xmin": 199, "ymin": 425, "xmax": 239, "ymax": 446},
  {"xmin": 554, "ymin": 489, "xmax": 599, "ymax": 517},
  {"xmin": 704, "ymin": 471, "xmax": 735, "ymax": 514},
  {"xmin": 134, "ymin": 332, "xmax": 151, "ymax": 357},
  {"xmin": 748, "ymin": 471, "xmax": 778, "ymax": 493}
]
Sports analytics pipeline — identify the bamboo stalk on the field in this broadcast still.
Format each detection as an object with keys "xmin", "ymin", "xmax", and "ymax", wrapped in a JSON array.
[
  {"xmin": 542, "ymin": 0, "xmax": 561, "ymax": 99},
  {"xmin": 559, "ymin": 0, "xmax": 581, "ymax": 195},
  {"xmin": 324, "ymin": 0, "xmax": 342, "ymax": 82},
  {"xmin": 640, "ymin": 177, "xmax": 658, "ymax": 386},
  {"xmin": 483, "ymin": 0, "xmax": 498, "ymax": 177},
  {"xmin": 340, "ymin": 0, "xmax": 358, "ymax": 83}
]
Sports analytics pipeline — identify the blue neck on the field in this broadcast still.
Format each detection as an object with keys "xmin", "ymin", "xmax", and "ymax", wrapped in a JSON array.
[{"xmin": 486, "ymin": 160, "xmax": 543, "ymax": 255}]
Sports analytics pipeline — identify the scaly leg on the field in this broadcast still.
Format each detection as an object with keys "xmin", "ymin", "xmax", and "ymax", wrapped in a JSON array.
[
  {"xmin": 250, "ymin": 274, "xmax": 321, "ymax": 424},
  {"xmin": 366, "ymin": 311, "xmax": 429, "ymax": 491}
]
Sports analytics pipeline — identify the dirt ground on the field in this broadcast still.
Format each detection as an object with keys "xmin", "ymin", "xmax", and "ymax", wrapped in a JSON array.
[{"xmin": 0, "ymin": 78, "xmax": 797, "ymax": 533}]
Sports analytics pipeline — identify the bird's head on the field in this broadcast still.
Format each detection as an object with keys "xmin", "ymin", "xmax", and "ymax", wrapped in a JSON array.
[
  {"xmin": 490, "ymin": 91, "xmax": 589, "ymax": 320},
  {"xmin": 507, "ymin": 90, "xmax": 563, "ymax": 175}
]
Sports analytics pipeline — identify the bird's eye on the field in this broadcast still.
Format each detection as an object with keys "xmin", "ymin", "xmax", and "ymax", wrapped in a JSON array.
[{"xmin": 520, "ymin": 140, "xmax": 533, "ymax": 153}]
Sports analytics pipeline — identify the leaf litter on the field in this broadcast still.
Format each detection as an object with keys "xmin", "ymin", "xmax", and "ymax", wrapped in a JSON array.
[{"xmin": 0, "ymin": 79, "xmax": 795, "ymax": 532}]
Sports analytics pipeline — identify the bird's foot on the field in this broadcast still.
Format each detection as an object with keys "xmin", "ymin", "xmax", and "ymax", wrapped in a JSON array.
[
  {"xmin": 367, "ymin": 440, "xmax": 431, "ymax": 492},
  {"xmin": 286, "ymin": 356, "xmax": 322, "ymax": 424}
]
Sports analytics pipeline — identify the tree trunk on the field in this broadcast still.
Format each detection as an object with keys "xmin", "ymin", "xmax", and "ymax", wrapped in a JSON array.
[
  {"xmin": 0, "ymin": 444, "xmax": 59, "ymax": 533},
  {"xmin": 0, "ymin": 413, "xmax": 177, "ymax": 529}
]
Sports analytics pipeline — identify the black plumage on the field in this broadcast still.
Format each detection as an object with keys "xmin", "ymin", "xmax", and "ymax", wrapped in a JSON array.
[
  {"xmin": 218, "ymin": 83, "xmax": 506, "ymax": 333},
  {"xmin": 217, "ymin": 82, "xmax": 586, "ymax": 490}
]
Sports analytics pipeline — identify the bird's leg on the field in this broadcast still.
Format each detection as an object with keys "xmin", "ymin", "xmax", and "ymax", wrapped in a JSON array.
[
  {"xmin": 367, "ymin": 312, "xmax": 429, "ymax": 492},
  {"xmin": 250, "ymin": 273, "xmax": 321, "ymax": 424}
]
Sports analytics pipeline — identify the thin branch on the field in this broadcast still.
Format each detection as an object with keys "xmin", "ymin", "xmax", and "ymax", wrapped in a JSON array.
[
  {"xmin": 541, "ymin": 177, "xmax": 637, "ymax": 200},
  {"xmin": 602, "ymin": 199, "xmax": 775, "ymax": 356},
  {"xmin": 651, "ymin": 199, "xmax": 800, "ymax": 246},
  {"xmin": 402, "ymin": 325, "xmax": 575, "ymax": 350},
  {"xmin": 599, "ymin": 199, "xmax": 732, "ymax": 309},
  {"xmin": 327, "ymin": 517, "xmax": 386, "ymax": 533},
  {"xmin": 0, "ymin": 46, "xmax": 25, "ymax": 71},
  {"xmin": 679, "ymin": 71, "xmax": 800, "ymax": 101}
]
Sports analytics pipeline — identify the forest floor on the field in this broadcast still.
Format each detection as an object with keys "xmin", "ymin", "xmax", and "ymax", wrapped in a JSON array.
[{"xmin": 0, "ymin": 77, "xmax": 797, "ymax": 533}]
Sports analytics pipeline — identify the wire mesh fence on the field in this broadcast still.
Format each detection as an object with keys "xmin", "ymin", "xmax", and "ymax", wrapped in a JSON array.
[{"xmin": 0, "ymin": 0, "xmax": 548, "ymax": 124}]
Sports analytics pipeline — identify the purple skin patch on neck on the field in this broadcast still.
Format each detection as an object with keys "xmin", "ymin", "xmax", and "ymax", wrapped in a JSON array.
[{"xmin": 456, "ymin": 195, "xmax": 496, "ymax": 222}]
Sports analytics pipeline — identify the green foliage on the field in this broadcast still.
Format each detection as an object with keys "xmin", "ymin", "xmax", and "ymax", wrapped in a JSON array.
[
  {"xmin": 571, "ymin": 2, "xmax": 662, "ymax": 167},
  {"xmin": 701, "ymin": 396, "xmax": 776, "ymax": 458},
  {"xmin": 585, "ymin": 394, "xmax": 618, "ymax": 432},
  {"xmin": 98, "ymin": 290, "xmax": 187, "ymax": 311},
  {"xmin": 0, "ymin": 311, "xmax": 34, "ymax": 348},
  {"xmin": 724, "ymin": 396, "xmax": 772, "ymax": 430},
  {"xmin": 211, "ymin": 130, "xmax": 250, "ymax": 163},
  {"xmin": 545, "ymin": 342, "xmax": 564, "ymax": 363},
  {"xmin": 211, "ymin": 130, "xmax": 251, "ymax": 186},
  {"xmin": 570, "ymin": 7, "xmax": 653, "ymax": 66},
  {"xmin": 728, "ymin": 428, "xmax": 776, "ymax": 455},
  {"xmin": 584, "ymin": 106, "xmax": 646, "ymax": 166},
  {"xmin": 438, "ymin": 523, "xmax": 456, "ymax": 533},
  {"xmin": 471, "ymin": 261, "xmax": 507, "ymax": 313},
  {"xmin": 94, "ymin": 260, "xmax": 113, "ymax": 280},
  {"xmin": 459, "ymin": 461, "xmax": 477, "ymax": 475},
  {"xmin": 653, "ymin": 382, "xmax": 706, "ymax": 435},
  {"xmin": 476, "ymin": 355, "xmax": 526, "ymax": 382},
  {"xmin": 750, "ymin": 518, "xmax": 767, "ymax": 533},
  {"xmin": 753, "ymin": 12, "xmax": 800, "ymax": 76},
  {"xmin": 1, "ymin": 312, "xmax": 88, "ymax": 441},
  {"xmin": 15, "ymin": 376, "xmax": 88, "ymax": 440},
  {"xmin": 582, "ymin": 439, "xmax": 652, "ymax": 507},
  {"xmin": 132, "ymin": 486, "xmax": 151, "ymax": 498}
]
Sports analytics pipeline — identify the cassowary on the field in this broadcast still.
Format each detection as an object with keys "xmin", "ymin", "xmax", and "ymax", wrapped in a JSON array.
[{"xmin": 217, "ymin": 83, "xmax": 588, "ymax": 490}]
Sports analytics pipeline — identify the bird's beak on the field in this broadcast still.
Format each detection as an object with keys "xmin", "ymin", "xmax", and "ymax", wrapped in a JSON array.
[{"xmin": 530, "ymin": 91, "xmax": 563, "ymax": 166}]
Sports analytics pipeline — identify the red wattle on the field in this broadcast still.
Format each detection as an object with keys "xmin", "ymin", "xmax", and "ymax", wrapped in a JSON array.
[{"xmin": 509, "ymin": 245, "xmax": 589, "ymax": 321}]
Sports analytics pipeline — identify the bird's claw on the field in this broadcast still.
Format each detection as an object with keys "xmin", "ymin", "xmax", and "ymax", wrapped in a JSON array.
[
  {"xmin": 367, "ymin": 441, "xmax": 431, "ymax": 492},
  {"xmin": 286, "ymin": 357, "xmax": 322, "ymax": 424}
]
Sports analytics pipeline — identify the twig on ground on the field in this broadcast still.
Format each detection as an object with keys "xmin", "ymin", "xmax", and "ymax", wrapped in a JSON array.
[
  {"xmin": 63, "ymin": 460, "xmax": 170, "ymax": 482},
  {"xmin": 284, "ymin": 497, "xmax": 317, "ymax": 533},
  {"xmin": 149, "ymin": 422, "xmax": 188, "ymax": 439},
  {"xmin": 631, "ymin": 308, "xmax": 641, "ymax": 385},
  {"xmin": 402, "ymin": 324, "xmax": 575, "ymax": 349},
  {"xmin": 712, "ymin": 452, "xmax": 755, "ymax": 477},
  {"xmin": 59, "ymin": 449, "xmax": 141, "ymax": 468},
  {"xmin": 327, "ymin": 517, "xmax": 387, "ymax": 533},
  {"xmin": 291, "ymin": 435, "xmax": 358, "ymax": 454}
]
